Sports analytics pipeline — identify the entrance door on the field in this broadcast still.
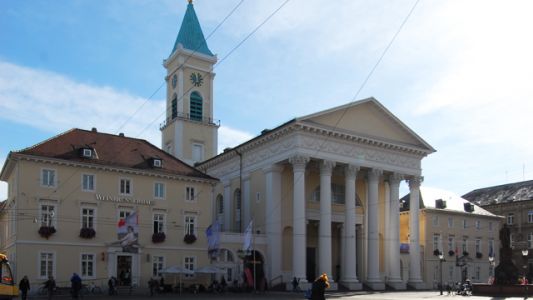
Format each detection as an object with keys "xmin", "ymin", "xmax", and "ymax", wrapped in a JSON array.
[
  {"xmin": 117, "ymin": 255, "xmax": 132, "ymax": 286},
  {"xmin": 306, "ymin": 247, "xmax": 316, "ymax": 282}
]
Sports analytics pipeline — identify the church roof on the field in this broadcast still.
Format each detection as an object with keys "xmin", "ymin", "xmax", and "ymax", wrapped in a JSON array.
[
  {"xmin": 171, "ymin": 2, "xmax": 213, "ymax": 57},
  {"xmin": 463, "ymin": 180, "xmax": 533, "ymax": 206},
  {"xmin": 0, "ymin": 128, "xmax": 215, "ymax": 181}
]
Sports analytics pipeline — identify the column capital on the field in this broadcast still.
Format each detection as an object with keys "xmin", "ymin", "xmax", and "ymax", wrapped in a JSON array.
[
  {"xmin": 242, "ymin": 172, "xmax": 251, "ymax": 181},
  {"xmin": 407, "ymin": 176, "xmax": 423, "ymax": 190},
  {"xmin": 345, "ymin": 165, "xmax": 360, "ymax": 180},
  {"xmin": 263, "ymin": 164, "xmax": 284, "ymax": 174},
  {"xmin": 319, "ymin": 160, "xmax": 336, "ymax": 175},
  {"xmin": 222, "ymin": 179, "xmax": 232, "ymax": 188},
  {"xmin": 289, "ymin": 155, "xmax": 309, "ymax": 172},
  {"xmin": 388, "ymin": 173, "xmax": 404, "ymax": 186},
  {"xmin": 367, "ymin": 168, "xmax": 383, "ymax": 182}
]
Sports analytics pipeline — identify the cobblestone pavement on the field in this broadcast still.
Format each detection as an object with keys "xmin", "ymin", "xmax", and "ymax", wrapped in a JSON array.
[{"xmin": 30, "ymin": 290, "xmax": 529, "ymax": 300}]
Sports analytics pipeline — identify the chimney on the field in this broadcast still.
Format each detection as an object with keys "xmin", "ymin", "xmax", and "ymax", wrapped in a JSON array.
[
  {"xmin": 91, "ymin": 127, "xmax": 97, "ymax": 132},
  {"xmin": 119, "ymin": 133, "xmax": 125, "ymax": 137}
]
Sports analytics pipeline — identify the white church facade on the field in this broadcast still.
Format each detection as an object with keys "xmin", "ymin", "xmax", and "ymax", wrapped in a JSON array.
[{"xmin": 161, "ymin": 1, "xmax": 436, "ymax": 291}]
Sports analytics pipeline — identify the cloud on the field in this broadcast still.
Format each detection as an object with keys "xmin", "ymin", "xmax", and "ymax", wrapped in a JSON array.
[{"xmin": 218, "ymin": 126, "xmax": 254, "ymax": 153}]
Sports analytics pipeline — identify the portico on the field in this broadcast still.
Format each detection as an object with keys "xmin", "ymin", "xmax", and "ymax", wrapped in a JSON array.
[{"xmin": 198, "ymin": 98, "xmax": 435, "ymax": 290}]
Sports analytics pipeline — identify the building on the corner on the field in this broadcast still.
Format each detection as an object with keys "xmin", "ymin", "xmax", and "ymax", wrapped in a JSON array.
[
  {"xmin": 463, "ymin": 180, "xmax": 533, "ymax": 279},
  {"xmin": 0, "ymin": 128, "xmax": 217, "ymax": 290},
  {"xmin": 399, "ymin": 187, "xmax": 502, "ymax": 287}
]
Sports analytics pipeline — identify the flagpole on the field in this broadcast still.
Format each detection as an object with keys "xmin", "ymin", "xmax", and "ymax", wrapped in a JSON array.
[{"xmin": 252, "ymin": 218, "xmax": 256, "ymax": 293}]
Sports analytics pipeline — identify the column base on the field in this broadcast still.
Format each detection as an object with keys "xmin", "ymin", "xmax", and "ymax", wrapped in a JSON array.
[
  {"xmin": 407, "ymin": 280, "xmax": 425, "ymax": 290},
  {"xmin": 365, "ymin": 280, "xmax": 385, "ymax": 290},
  {"xmin": 286, "ymin": 281, "xmax": 338, "ymax": 291},
  {"xmin": 386, "ymin": 280, "xmax": 406, "ymax": 290},
  {"xmin": 340, "ymin": 280, "xmax": 362, "ymax": 290}
]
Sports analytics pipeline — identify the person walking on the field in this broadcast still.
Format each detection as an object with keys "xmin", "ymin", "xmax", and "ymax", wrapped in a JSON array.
[
  {"xmin": 310, "ymin": 273, "xmax": 330, "ymax": 300},
  {"xmin": 148, "ymin": 278, "xmax": 156, "ymax": 296},
  {"xmin": 44, "ymin": 276, "xmax": 56, "ymax": 300},
  {"xmin": 292, "ymin": 277, "xmax": 300, "ymax": 292},
  {"xmin": 18, "ymin": 276, "xmax": 30, "ymax": 300},
  {"xmin": 70, "ymin": 273, "xmax": 82, "ymax": 299}
]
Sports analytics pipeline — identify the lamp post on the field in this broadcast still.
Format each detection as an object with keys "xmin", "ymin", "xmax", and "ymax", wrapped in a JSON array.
[
  {"xmin": 523, "ymin": 249, "xmax": 529, "ymax": 299},
  {"xmin": 439, "ymin": 253, "xmax": 446, "ymax": 295}
]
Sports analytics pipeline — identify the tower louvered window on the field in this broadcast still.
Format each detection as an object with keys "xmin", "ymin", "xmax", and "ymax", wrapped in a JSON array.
[
  {"xmin": 190, "ymin": 91, "xmax": 203, "ymax": 121},
  {"xmin": 171, "ymin": 94, "xmax": 178, "ymax": 119}
]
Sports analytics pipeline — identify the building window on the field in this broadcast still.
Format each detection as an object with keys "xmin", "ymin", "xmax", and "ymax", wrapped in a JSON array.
[
  {"xmin": 475, "ymin": 220, "xmax": 480, "ymax": 230},
  {"xmin": 234, "ymin": 189, "xmax": 241, "ymax": 232},
  {"xmin": 41, "ymin": 169, "xmax": 56, "ymax": 187},
  {"xmin": 432, "ymin": 215, "xmax": 439, "ymax": 227},
  {"xmin": 171, "ymin": 94, "xmax": 177, "ymax": 119},
  {"xmin": 529, "ymin": 233, "xmax": 533, "ymax": 249},
  {"xmin": 120, "ymin": 178, "xmax": 132, "ymax": 195},
  {"xmin": 475, "ymin": 239, "xmax": 481, "ymax": 253},
  {"xmin": 40, "ymin": 204, "xmax": 56, "ymax": 227},
  {"xmin": 185, "ymin": 216, "xmax": 196, "ymax": 236},
  {"xmin": 39, "ymin": 252, "xmax": 54, "ymax": 278},
  {"xmin": 448, "ymin": 217, "xmax": 453, "ymax": 228},
  {"xmin": 529, "ymin": 211, "xmax": 533, "ymax": 223},
  {"xmin": 81, "ymin": 208, "xmax": 95, "ymax": 229},
  {"xmin": 462, "ymin": 237, "xmax": 468, "ymax": 253},
  {"xmin": 152, "ymin": 256, "xmax": 164, "ymax": 277},
  {"xmin": 489, "ymin": 239, "xmax": 495, "ymax": 257},
  {"xmin": 190, "ymin": 91, "xmax": 203, "ymax": 121},
  {"xmin": 433, "ymin": 234, "xmax": 440, "ymax": 252},
  {"xmin": 507, "ymin": 213, "xmax": 514, "ymax": 225},
  {"xmin": 81, "ymin": 254, "xmax": 95, "ymax": 278},
  {"xmin": 475, "ymin": 266, "xmax": 481, "ymax": 280},
  {"xmin": 184, "ymin": 256, "xmax": 195, "ymax": 278},
  {"xmin": 448, "ymin": 235, "xmax": 455, "ymax": 252},
  {"xmin": 449, "ymin": 265, "xmax": 454, "ymax": 282},
  {"xmin": 463, "ymin": 219, "xmax": 467, "ymax": 229},
  {"xmin": 154, "ymin": 182, "xmax": 165, "ymax": 199},
  {"xmin": 153, "ymin": 213, "xmax": 165, "ymax": 234},
  {"xmin": 82, "ymin": 174, "xmax": 95, "ymax": 192},
  {"xmin": 119, "ymin": 210, "xmax": 131, "ymax": 221},
  {"xmin": 192, "ymin": 144, "xmax": 203, "ymax": 163},
  {"xmin": 186, "ymin": 187, "xmax": 195, "ymax": 201},
  {"xmin": 488, "ymin": 221, "xmax": 493, "ymax": 231}
]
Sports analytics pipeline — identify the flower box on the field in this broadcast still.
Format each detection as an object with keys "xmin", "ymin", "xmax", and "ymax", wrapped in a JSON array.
[
  {"xmin": 79, "ymin": 227, "xmax": 96, "ymax": 239},
  {"xmin": 183, "ymin": 234, "xmax": 197, "ymax": 244},
  {"xmin": 38, "ymin": 226, "xmax": 56, "ymax": 239},
  {"xmin": 152, "ymin": 232, "xmax": 166, "ymax": 243}
]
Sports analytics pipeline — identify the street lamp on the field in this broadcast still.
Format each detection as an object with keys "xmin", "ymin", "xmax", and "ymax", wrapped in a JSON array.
[
  {"xmin": 488, "ymin": 256, "xmax": 495, "ymax": 284},
  {"xmin": 523, "ymin": 249, "xmax": 529, "ymax": 299},
  {"xmin": 439, "ymin": 252, "xmax": 446, "ymax": 295}
]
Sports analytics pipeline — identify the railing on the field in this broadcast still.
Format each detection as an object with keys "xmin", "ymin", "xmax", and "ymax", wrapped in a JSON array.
[
  {"xmin": 269, "ymin": 275, "xmax": 284, "ymax": 289},
  {"xmin": 160, "ymin": 113, "xmax": 220, "ymax": 130}
]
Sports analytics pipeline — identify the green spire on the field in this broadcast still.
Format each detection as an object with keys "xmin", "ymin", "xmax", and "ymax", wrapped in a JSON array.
[{"xmin": 171, "ymin": 2, "xmax": 213, "ymax": 57}]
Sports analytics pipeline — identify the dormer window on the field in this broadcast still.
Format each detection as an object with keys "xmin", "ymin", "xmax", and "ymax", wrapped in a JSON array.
[
  {"xmin": 152, "ymin": 158, "xmax": 162, "ymax": 168},
  {"xmin": 80, "ymin": 148, "xmax": 94, "ymax": 159}
]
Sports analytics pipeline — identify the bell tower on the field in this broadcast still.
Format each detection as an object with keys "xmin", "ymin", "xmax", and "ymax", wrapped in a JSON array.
[{"xmin": 161, "ymin": 1, "xmax": 219, "ymax": 165}]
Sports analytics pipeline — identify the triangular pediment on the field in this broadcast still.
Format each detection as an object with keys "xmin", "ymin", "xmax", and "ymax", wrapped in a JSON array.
[{"xmin": 298, "ymin": 98, "xmax": 434, "ymax": 152}]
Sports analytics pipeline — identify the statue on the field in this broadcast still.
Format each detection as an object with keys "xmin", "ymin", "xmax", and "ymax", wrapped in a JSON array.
[{"xmin": 499, "ymin": 224, "xmax": 511, "ymax": 249}]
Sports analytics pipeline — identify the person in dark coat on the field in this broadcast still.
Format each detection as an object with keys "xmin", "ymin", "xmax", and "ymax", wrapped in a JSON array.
[
  {"xmin": 44, "ymin": 276, "xmax": 56, "ymax": 300},
  {"xmin": 311, "ymin": 273, "xmax": 330, "ymax": 300},
  {"xmin": 70, "ymin": 273, "xmax": 82, "ymax": 299},
  {"xmin": 19, "ymin": 276, "xmax": 30, "ymax": 300}
]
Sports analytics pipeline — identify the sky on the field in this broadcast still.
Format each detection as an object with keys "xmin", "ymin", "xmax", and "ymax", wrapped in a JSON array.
[{"xmin": 1, "ymin": 0, "xmax": 533, "ymax": 200}]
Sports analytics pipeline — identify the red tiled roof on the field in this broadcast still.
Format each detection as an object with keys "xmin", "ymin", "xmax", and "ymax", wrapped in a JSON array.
[{"xmin": 16, "ymin": 128, "xmax": 215, "ymax": 180}]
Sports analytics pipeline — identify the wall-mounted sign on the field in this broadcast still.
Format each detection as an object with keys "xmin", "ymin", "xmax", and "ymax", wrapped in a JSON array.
[{"xmin": 95, "ymin": 194, "xmax": 153, "ymax": 206}]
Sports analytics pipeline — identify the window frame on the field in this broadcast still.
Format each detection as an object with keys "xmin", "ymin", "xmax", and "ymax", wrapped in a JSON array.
[
  {"xmin": 119, "ymin": 178, "xmax": 132, "ymax": 196},
  {"xmin": 81, "ymin": 206, "xmax": 96, "ymax": 229},
  {"xmin": 41, "ymin": 168, "xmax": 57, "ymax": 188},
  {"xmin": 153, "ymin": 213, "xmax": 166, "ymax": 234},
  {"xmin": 185, "ymin": 186, "xmax": 196, "ymax": 202},
  {"xmin": 154, "ymin": 182, "xmax": 165, "ymax": 199},
  {"xmin": 81, "ymin": 173, "xmax": 96, "ymax": 192},
  {"xmin": 152, "ymin": 255, "xmax": 165, "ymax": 277},
  {"xmin": 507, "ymin": 213, "xmax": 515, "ymax": 225},
  {"xmin": 184, "ymin": 215, "xmax": 196, "ymax": 236},
  {"xmin": 38, "ymin": 251, "xmax": 55, "ymax": 279},
  {"xmin": 183, "ymin": 256, "xmax": 196, "ymax": 278},
  {"xmin": 192, "ymin": 143, "xmax": 204, "ymax": 163},
  {"xmin": 40, "ymin": 203, "xmax": 57, "ymax": 227},
  {"xmin": 80, "ymin": 253, "xmax": 96, "ymax": 279}
]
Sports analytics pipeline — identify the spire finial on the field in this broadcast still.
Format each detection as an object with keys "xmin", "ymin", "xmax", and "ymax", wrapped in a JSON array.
[{"xmin": 188, "ymin": 0, "xmax": 193, "ymax": 4}]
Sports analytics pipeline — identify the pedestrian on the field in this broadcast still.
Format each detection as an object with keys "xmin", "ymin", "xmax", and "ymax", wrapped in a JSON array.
[
  {"xmin": 19, "ymin": 276, "xmax": 30, "ymax": 300},
  {"xmin": 108, "ymin": 277, "xmax": 116, "ymax": 295},
  {"xmin": 292, "ymin": 276, "xmax": 300, "ymax": 292},
  {"xmin": 70, "ymin": 273, "xmax": 82, "ymax": 299},
  {"xmin": 220, "ymin": 276, "xmax": 227, "ymax": 293},
  {"xmin": 44, "ymin": 275, "xmax": 56, "ymax": 300},
  {"xmin": 148, "ymin": 278, "xmax": 155, "ymax": 296},
  {"xmin": 311, "ymin": 273, "xmax": 330, "ymax": 300}
]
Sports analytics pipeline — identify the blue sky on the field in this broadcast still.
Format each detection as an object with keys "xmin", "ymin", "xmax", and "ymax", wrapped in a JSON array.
[{"xmin": 1, "ymin": 0, "xmax": 533, "ymax": 199}]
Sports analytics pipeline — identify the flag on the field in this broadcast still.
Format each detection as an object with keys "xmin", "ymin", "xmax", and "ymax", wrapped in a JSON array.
[
  {"xmin": 117, "ymin": 212, "xmax": 138, "ymax": 234},
  {"xmin": 206, "ymin": 220, "xmax": 220, "ymax": 256},
  {"xmin": 243, "ymin": 220, "xmax": 253, "ymax": 251}
]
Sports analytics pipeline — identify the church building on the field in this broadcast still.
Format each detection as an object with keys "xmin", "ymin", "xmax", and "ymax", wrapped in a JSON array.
[{"xmin": 162, "ymin": 1, "xmax": 436, "ymax": 291}]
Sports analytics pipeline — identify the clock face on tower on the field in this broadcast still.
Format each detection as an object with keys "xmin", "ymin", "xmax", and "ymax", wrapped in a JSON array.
[
  {"xmin": 190, "ymin": 72, "xmax": 203, "ymax": 87},
  {"xmin": 171, "ymin": 74, "xmax": 177, "ymax": 89}
]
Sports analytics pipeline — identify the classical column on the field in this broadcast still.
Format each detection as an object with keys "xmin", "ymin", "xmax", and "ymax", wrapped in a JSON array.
[
  {"xmin": 319, "ymin": 160, "xmax": 335, "ymax": 280},
  {"xmin": 289, "ymin": 155, "xmax": 309, "ymax": 282},
  {"xmin": 264, "ymin": 165, "xmax": 284, "ymax": 281},
  {"xmin": 242, "ymin": 173, "xmax": 251, "ymax": 230},
  {"xmin": 387, "ymin": 173, "xmax": 405, "ymax": 289},
  {"xmin": 408, "ymin": 176, "xmax": 424, "ymax": 288},
  {"xmin": 223, "ymin": 180, "xmax": 232, "ymax": 232},
  {"xmin": 366, "ymin": 168, "xmax": 384, "ymax": 290},
  {"xmin": 341, "ymin": 165, "xmax": 362, "ymax": 290}
]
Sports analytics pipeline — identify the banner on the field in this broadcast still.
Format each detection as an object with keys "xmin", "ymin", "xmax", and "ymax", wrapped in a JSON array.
[
  {"xmin": 243, "ymin": 220, "xmax": 253, "ymax": 251},
  {"xmin": 117, "ymin": 212, "xmax": 139, "ymax": 253},
  {"xmin": 206, "ymin": 220, "xmax": 220, "ymax": 257}
]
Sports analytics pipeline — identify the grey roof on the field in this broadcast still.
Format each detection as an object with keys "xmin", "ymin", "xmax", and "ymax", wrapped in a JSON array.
[
  {"xmin": 463, "ymin": 180, "xmax": 533, "ymax": 206},
  {"xmin": 401, "ymin": 187, "xmax": 497, "ymax": 217}
]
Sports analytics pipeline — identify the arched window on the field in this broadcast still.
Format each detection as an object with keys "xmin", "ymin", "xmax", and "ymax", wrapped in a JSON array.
[
  {"xmin": 190, "ymin": 91, "xmax": 203, "ymax": 121},
  {"xmin": 171, "ymin": 93, "xmax": 177, "ymax": 119},
  {"xmin": 234, "ymin": 188, "xmax": 241, "ymax": 232}
]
